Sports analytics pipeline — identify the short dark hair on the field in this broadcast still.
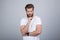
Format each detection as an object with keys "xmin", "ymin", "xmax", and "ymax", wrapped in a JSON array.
[{"xmin": 25, "ymin": 4, "xmax": 34, "ymax": 11}]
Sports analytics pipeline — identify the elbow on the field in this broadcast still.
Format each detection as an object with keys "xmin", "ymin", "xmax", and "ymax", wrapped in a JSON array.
[
  {"xmin": 37, "ymin": 31, "xmax": 42, "ymax": 35},
  {"xmin": 37, "ymin": 32, "xmax": 40, "ymax": 35},
  {"xmin": 21, "ymin": 32, "xmax": 26, "ymax": 36},
  {"xmin": 20, "ymin": 30, "xmax": 26, "ymax": 36}
]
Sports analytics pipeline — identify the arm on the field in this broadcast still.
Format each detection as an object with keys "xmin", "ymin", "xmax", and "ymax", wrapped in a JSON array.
[
  {"xmin": 20, "ymin": 23, "xmax": 29, "ymax": 36},
  {"xmin": 29, "ymin": 24, "xmax": 42, "ymax": 36},
  {"xmin": 20, "ymin": 17, "xmax": 32, "ymax": 36}
]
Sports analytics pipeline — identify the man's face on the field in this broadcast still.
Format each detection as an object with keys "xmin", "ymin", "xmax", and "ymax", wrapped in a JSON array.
[{"xmin": 26, "ymin": 8, "xmax": 34, "ymax": 17}]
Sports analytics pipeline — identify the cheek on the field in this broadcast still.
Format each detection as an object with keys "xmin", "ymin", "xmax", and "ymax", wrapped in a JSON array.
[
  {"xmin": 26, "ymin": 11, "xmax": 33, "ymax": 14},
  {"xmin": 26, "ymin": 12, "xmax": 29, "ymax": 14}
]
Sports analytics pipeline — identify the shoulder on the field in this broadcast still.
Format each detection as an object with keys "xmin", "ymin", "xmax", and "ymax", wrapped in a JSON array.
[
  {"xmin": 20, "ymin": 17, "xmax": 27, "ymax": 22},
  {"xmin": 34, "ymin": 16, "xmax": 42, "ymax": 24},
  {"xmin": 35, "ymin": 16, "xmax": 41, "ymax": 20}
]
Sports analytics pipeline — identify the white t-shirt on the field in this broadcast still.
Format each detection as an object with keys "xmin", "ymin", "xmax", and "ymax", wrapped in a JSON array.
[{"xmin": 20, "ymin": 16, "xmax": 42, "ymax": 40}]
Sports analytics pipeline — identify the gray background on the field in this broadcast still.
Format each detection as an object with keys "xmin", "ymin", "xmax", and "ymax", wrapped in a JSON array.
[{"xmin": 0, "ymin": 0, "xmax": 60, "ymax": 40}]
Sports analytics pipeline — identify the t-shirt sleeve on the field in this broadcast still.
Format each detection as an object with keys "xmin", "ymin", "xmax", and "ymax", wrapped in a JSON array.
[
  {"xmin": 36, "ymin": 18, "xmax": 42, "ymax": 25},
  {"xmin": 20, "ymin": 19, "xmax": 26, "ymax": 26}
]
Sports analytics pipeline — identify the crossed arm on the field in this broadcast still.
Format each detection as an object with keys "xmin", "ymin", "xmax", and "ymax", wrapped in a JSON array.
[
  {"xmin": 29, "ymin": 25, "xmax": 42, "ymax": 36},
  {"xmin": 20, "ymin": 24, "xmax": 42, "ymax": 36}
]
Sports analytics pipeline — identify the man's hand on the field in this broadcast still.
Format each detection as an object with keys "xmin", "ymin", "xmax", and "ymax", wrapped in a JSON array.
[{"xmin": 28, "ymin": 17, "xmax": 32, "ymax": 24}]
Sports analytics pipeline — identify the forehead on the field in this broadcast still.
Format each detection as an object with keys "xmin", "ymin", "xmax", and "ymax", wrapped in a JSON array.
[{"xmin": 27, "ymin": 8, "xmax": 33, "ymax": 11}]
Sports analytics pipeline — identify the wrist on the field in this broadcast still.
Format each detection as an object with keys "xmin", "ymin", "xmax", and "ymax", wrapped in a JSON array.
[{"xmin": 26, "ymin": 32, "xmax": 29, "ymax": 36}]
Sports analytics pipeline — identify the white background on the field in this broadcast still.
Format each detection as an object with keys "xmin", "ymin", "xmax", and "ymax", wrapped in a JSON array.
[{"xmin": 0, "ymin": 0, "xmax": 60, "ymax": 40}]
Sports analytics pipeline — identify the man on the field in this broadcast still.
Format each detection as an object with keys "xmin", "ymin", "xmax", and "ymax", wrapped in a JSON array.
[{"xmin": 20, "ymin": 4, "xmax": 42, "ymax": 40}]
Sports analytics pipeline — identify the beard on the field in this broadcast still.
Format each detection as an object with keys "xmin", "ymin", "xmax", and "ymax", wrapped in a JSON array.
[{"xmin": 27, "ymin": 13, "xmax": 33, "ymax": 18}]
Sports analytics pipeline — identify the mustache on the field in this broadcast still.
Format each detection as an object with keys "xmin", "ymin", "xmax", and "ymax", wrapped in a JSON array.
[{"xmin": 27, "ymin": 14, "xmax": 33, "ymax": 18}]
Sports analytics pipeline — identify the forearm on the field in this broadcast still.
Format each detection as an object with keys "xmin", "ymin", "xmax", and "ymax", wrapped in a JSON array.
[
  {"xmin": 29, "ymin": 25, "xmax": 42, "ymax": 36},
  {"xmin": 21, "ymin": 23, "xmax": 29, "ymax": 36},
  {"xmin": 29, "ymin": 30, "xmax": 41, "ymax": 36},
  {"xmin": 21, "ymin": 27, "xmax": 28, "ymax": 36}
]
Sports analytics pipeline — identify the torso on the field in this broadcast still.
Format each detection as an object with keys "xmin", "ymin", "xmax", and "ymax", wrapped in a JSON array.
[{"xmin": 21, "ymin": 16, "xmax": 41, "ymax": 40}]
